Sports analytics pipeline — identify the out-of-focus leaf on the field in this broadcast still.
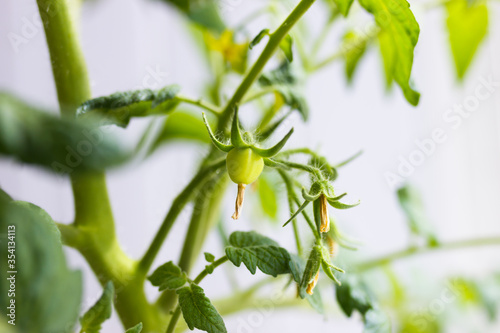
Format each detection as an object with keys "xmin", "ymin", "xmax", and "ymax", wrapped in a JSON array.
[
  {"xmin": 0, "ymin": 93, "xmax": 128, "ymax": 174},
  {"xmin": 336, "ymin": 276, "xmax": 390, "ymax": 332},
  {"xmin": 279, "ymin": 34, "xmax": 294, "ymax": 62},
  {"xmin": 148, "ymin": 261, "xmax": 187, "ymax": 291},
  {"xmin": 177, "ymin": 284, "xmax": 227, "ymax": 333},
  {"xmin": 257, "ymin": 175, "xmax": 278, "ymax": 220},
  {"xmin": 258, "ymin": 63, "xmax": 309, "ymax": 121},
  {"xmin": 80, "ymin": 281, "xmax": 114, "ymax": 333},
  {"xmin": 336, "ymin": 276, "xmax": 373, "ymax": 317},
  {"xmin": 77, "ymin": 86, "xmax": 181, "ymax": 127},
  {"xmin": 149, "ymin": 111, "xmax": 210, "ymax": 153},
  {"xmin": 205, "ymin": 30, "xmax": 249, "ymax": 74},
  {"xmin": 450, "ymin": 277, "xmax": 499, "ymax": 321},
  {"xmin": 342, "ymin": 31, "xmax": 368, "ymax": 83},
  {"xmin": 446, "ymin": 0, "xmax": 488, "ymax": 80},
  {"xmin": 0, "ymin": 187, "xmax": 12, "ymax": 204},
  {"xmin": 158, "ymin": 0, "xmax": 225, "ymax": 32},
  {"xmin": 397, "ymin": 185, "xmax": 438, "ymax": 246},
  {"xmin": 333, "ymin": 0, "xmax": 355, "ymax": 16},
  {"xmin": 399, "ymin": 314, "xmax": 440, "ymax": 333},
  {"xmin": 359, "ymin": 0, "xmax": 420, "ymax": 106},
  {"xmin": 124, "ymin": 323, "xmax": 143, "ymax": 333},
  {"xmin": 363, "ymin": 309, "xmax": 391, "ymax": 333},
  {"xmin": 0, "ymin": 201, "xmax": 82, "ymax": 333},
  {"xmin": 225, "ymin": 231, "xmax": 291, "ymax": 277}
]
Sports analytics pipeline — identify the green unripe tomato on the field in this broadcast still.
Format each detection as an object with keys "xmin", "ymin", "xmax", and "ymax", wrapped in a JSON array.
[{"xmin": 226, "ymin": 148, "xmax": 264, "ymax": 184}]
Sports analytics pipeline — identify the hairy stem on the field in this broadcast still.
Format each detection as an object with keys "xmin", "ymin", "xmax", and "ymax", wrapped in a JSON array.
[
  {"xmin": 217, "ymin": 0, "xmax": 317, "ymax": 131},
  {"xmin": 36, "ymin": 1, "xmax": 164, "ymax": 330},
  {"xmin": 176, "ymin": 95, "xmax": 222, "ymax": 115}
]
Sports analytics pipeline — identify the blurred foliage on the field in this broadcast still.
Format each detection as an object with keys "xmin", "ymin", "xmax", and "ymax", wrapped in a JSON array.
[
  {"xmin": 0, "ymin": 199, "xmax": 82, "ymax": 333},
  {"xmin": 0, "ymin": 92, "xmax": 128, "ymax": 173}
]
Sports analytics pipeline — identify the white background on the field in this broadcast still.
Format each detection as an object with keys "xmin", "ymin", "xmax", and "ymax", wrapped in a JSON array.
[{"xmin": 1, "ymin": 0, "xmax": 500, "ymax": 332}]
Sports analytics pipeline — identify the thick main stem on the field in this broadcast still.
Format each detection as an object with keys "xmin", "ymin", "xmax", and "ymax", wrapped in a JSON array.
[{"xmin": 37, "ymin": 1, "xmax": 163, "ymax": 331}]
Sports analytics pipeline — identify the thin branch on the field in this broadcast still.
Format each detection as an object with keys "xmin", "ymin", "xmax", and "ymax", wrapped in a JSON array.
[
  {"xmin": 175, "ymin": 95, "xmax": 222, "ymax": 115},
  {"xmin": 355, "ymin": 236, "xmax": 500, "ymax": 273},
  {"xmin": 138, "ymin": 160, "xmax": 226, "ymax": 275}
]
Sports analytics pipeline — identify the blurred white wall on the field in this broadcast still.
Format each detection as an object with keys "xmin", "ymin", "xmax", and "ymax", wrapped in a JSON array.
[{"xmin": 1, "ymin": 0, "xmax": 500, "ymax": 332}]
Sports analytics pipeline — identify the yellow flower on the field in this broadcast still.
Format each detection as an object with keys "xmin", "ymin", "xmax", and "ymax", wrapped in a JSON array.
[{"xmin": 205, "ymin": 30, "xmax": 248, "ymax": 74}]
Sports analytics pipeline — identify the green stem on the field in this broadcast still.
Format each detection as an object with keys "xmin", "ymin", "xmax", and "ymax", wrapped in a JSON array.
[
  {"xmin": 241, "ymin": 87, "xmax": 279, "ymax": 104},
  {"xmin": 276, "ymin": 160, "xmax": 322, "ymax": 178},
  {"xmin": 166, "ymin": 256, "xmax": 229, "ymax": 333},
  {"xmin": 279, "ymin": 170, "xmax": 319, "ymax": 240},
  {"xmin": 138, "ymin": 160, "xmax": 226, "ymax": 275},
  {"xmin": 311, "ymin": 51, "xmax": 343, "ymax": 72},
  {"xmin": 158, "ymin": 175, "xmax": 229, "ymax": 311},
  {"xmin": 166, "ymin": 307, "xmax": 182, "ymax": 333},
  {"xmin": 36, "ymin": 0, "xmax": 91, "ymax": 117},
  {"xmin": 193, "ymin": 256, "xmax": 229, "ymax": 284},
  {"xmin": 355, "ymin": 236, "xmax": 500, "ymax": 273},
  {"xmin": 288, "ymin": 195, "xmax": 303, "ymax": 256},
  {"xmin": 37, "ymin": 1, "xmax": 164, "ymax": 330},
  {"xmin": 217, "ymin": 0, "xmax": 317, "ymax": 131},
  {"xmin": 176, "ymin": 95, "xmax": 222, "ymax": 115}
]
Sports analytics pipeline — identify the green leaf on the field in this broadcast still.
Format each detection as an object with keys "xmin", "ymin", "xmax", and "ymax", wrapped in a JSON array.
[
  {"xmin": 336, "ymin": 277, "xmax": 391, "ymax": 332},
  {"xmin": 250, "ymin": 29, "xmax": 270, "ymax": 49},
  {"xmin": 279, "ymin": 34, "xmax": 294, "ymax": 62},
  {"xmin": 0, "ymin": 187, "xmax": 12, "ymax": 205},
  {"xmin": 148, "ymin": 261, "xmax": 187, "ymax": 291},
  {"xmin": 124, "ymin": 323, "xmax": 143, "ymax": 333},
  {"xmin": 80, "ymin": 281, "xmax": 114, "ymax": 333},
  {"xmin": 359, "ymin": 0, "xmax": 420, "ymax": 105},
  {"xmin": 446, "ymin": 0, "xmax": 488, "ymax": 80},
  {"xmin": 149, "ymin": 110, "xmax": 210, "ymax": 153},
  {"xmin": 257, "ymin": 175, "xmax": 278, "ymax": 220},
  {"xmin": 0, "ymin": 201, "xmax": 82, "ymax": 333},
  {"xmin": 336, "ymin": 276, "xmax": 373, "ymax": 317},
  {"xmin": 204, "ymin": 252, "xmax": 216, "ymax": 263},
  {"xmin": 77, "ymin": 85, "xmax": 181, "ymax": 127},
  {"xmin": 158, "ymin": 0, "xmax": 225, "ymax": 32},
  {"xmin": 397, "ymin": 185, "xmax": 438, "ymax": 246},
  {"xmin": 225, "ymin": 231, "xmax": 291, "ymax": 277},
  {"xmin": 258, "ymin": 63, "xmax": 309, "ymax": 121},
  {"xmin": 0, "ymin": 92, "xmax": 128, "ymax": 173},
  {"xmin": 333, "ymin": 0, "xmax": 355, "ymax": 16},
  {"xmin": 177, "ymin": 284, "xmax": 227, "ymax": 333},
  {"xmin": 342, "ymin": 31, "xmax": 368, "ymax": 83}
]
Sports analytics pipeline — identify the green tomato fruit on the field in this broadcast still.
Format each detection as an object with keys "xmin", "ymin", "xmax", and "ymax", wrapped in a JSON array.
[{"xmin": 226, "ymin": 148, "xmax": 264, "ymax": 184}]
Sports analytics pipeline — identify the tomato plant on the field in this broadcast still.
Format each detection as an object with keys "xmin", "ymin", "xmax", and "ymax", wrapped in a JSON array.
[{"xmin": 0, "ymin": 0, "xmax": 499, "ymax": 333}]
